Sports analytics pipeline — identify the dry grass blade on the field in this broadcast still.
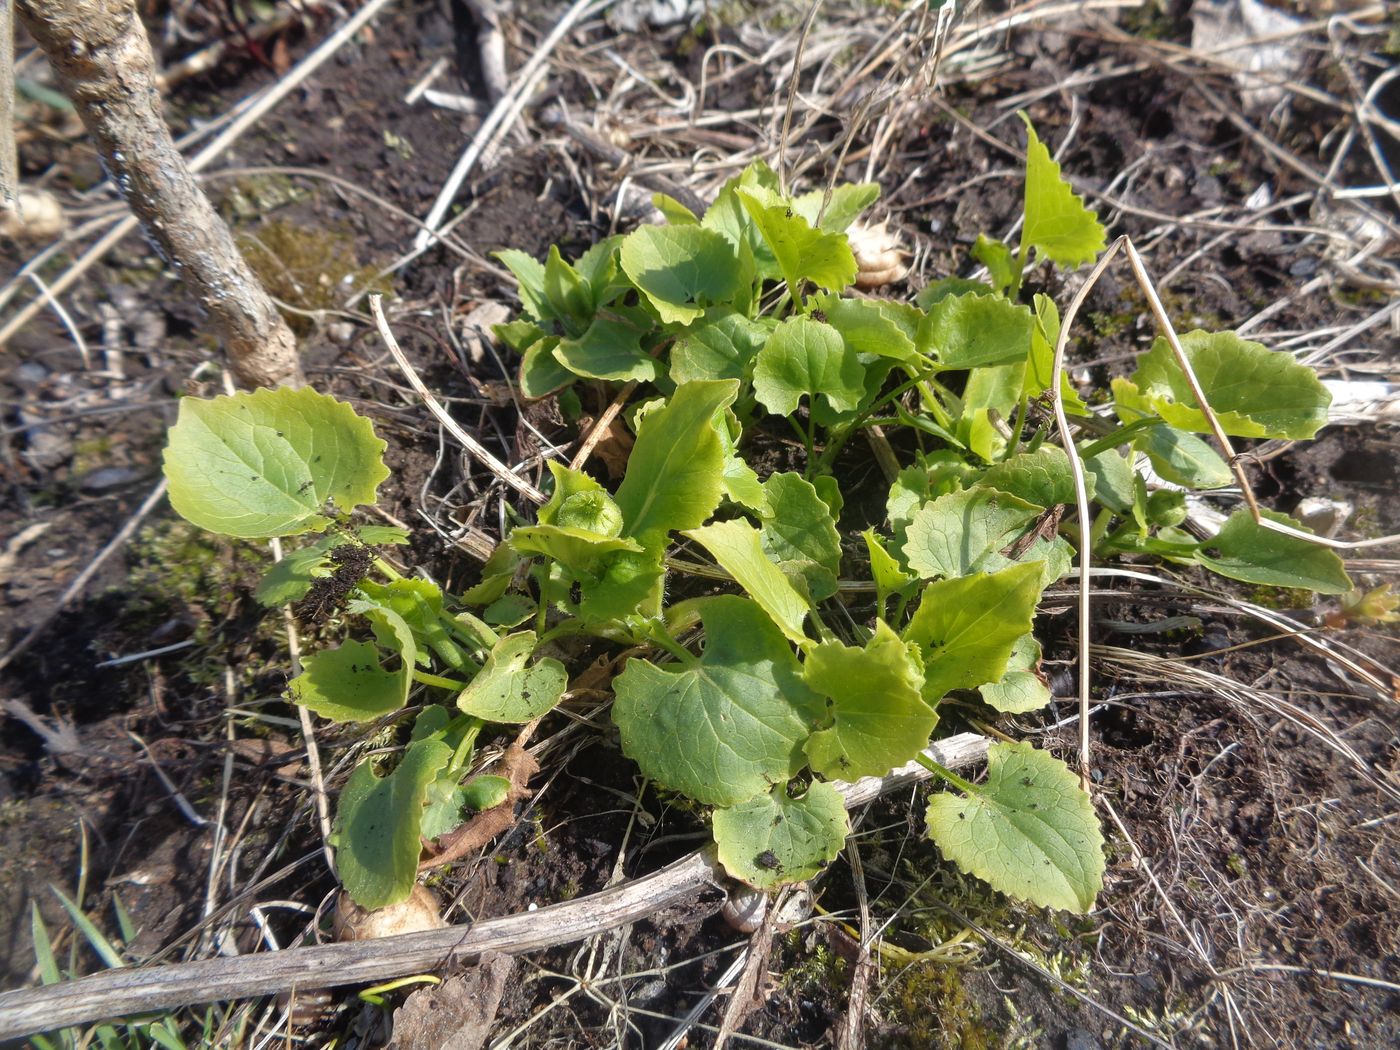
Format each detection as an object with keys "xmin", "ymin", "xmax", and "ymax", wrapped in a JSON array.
[
  {"xmin": 1095, "ymin": 644, "xmax": 1399, "ymax": 805},
  {"xmin": 370, "ymin": 294, "xmax": 546, "ymax": 505}
]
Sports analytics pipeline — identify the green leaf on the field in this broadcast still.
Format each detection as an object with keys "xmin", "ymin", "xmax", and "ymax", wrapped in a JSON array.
[
  {"xmin": 812, "ymin": 475, "xmax": 844, "ymax": 519},
  {"xmin": 543, "ymin": 245, "xmax": 591, "ymax": 326},
  {"xmin": 1145, "ymin": 489, "xmax": 1187, "ymax": 528},
  {"xmin": 978, "ymin": 447, "xmax": 1077, "ymax": 508},
  {"xmin": 752, "ymin": 315, "xmax": 866, "ymax": 417},
  {"xmin": 918, "ymin": 293, "xmax": 1035, "ymax": 370},
  {"xmin": 612, "ymin": 596, "xmax": 824, "ymax": 807},
  {"xmin": 620, "ymin": 224, "xmax": 740, "ymax": 325},
  {"xmin": 904, "ymin": 562, "xmax": 1044, "ymax": 701},
  {"xmin": 810, "ymin": 293, "xmax": 919, "ymax": 362},
  {"xmin": 613, "ymin": 381, "xmax": 738, "ymax": 546},
  {"xmin": 1117, "ymin": 330, "xmax": 1332, "ymax": 440},
  {"xmin": 685, "ymin": 519, "xmax": 811, "ymax": 644},
  {"xmin": 972, "ymin": 234, "xmax": 1017, "ymax": 294},
  {"xmin": 760, "ymin": 473, "xmax": 843, "ymax": 579},
  {"xmin": 903, "ymin": 487, "xmax": 1043, "ymax": 579},
  {"xmin": 574, "ymin": 235, "xmax": 627, "ymax": 303},
  {"xmin": 925, "ymin": 741, "xmax": 1104, "ymax": 912},
  {"xmin": 461, "ymin": 774, "xmax": 513, "ymax": 812},
  {"xmin": 887, "ymin": 453, "xmax": 976, "ymax": 550},
  {"xmin": 519, "ymin": 336, "xmax": 574, "ymax": 399},
  {"xmin": 653, "ymin": 192, "xmax": 700, "ymax": 224},
  {"xmin": 335, "ymin": 735, "xmax": 453, "ymax": 909},
  {"xmin": 289, "ymin": 600, "xmax": 417, "ymax": 722},
  {"xmin": 538, "ymin": 460, "xmax": 620, "ymax": 532},
  {"xmin": 420, "ymin": 776, "xmax": 471, "ymax": 841},
  {"xmin": 49, "ymin": 886, "xmax": 123, "ymax": 969},
  {"xmin": 164, "ymin": 387, "xmax": 389, "ymax": 539},
  {"xmin": 915, "ymin": 277, "xmax": 995, "ymax": 307},
  {"xmin": 461, "ymin": 543, "xmax": 528, "ymax": 606},
  {"xmin": 356, "ymin": 578, "xmax": 475, "ymax": 671},
  {"xmin": 702, "ymin": 161, "xmax": 779, "ymax": 278},
  {"xmin": 357, "ymin": 525, "xmax": 411, "ymax": 546},
  {"xmin": 863, "ymin": 528, "xmax": 916, "ymax": 610},
  {"xmin": 577, "ymin": 546, "xmax": 665, "ymax": 624},
  {"xmin": 483, "ymin": 593, "xmax": 536, "ymax": 628},
  {"xmin": 495, "ymin": 249, "xmax": 551, "ymax": 322},
  {"xmin": 961, "ymin": 360, "xmax": 1026, "ymax": 425},
  {"xmin": 978, "ymin": 634, "xmax": 1051, "ymax": 714},
  {"xmin": 713, "ymin": 782, "xmax": 850, "ymax": 890},
  {"xmin": 554, "ymin": 311, "xmax": 662, "ymax": 383},
  {"xmin": 715, "ymin": 408, "xmax": 768, "ymax": 513},
  {"xmin": 1083, "ymin": 447, "xmax": 1136, "ymax": 513},
  {"xmin": 804, "ymin": 621, "xmax": 938, "ymax": 780},
  {"xmin": 512, "ymin": 523, "xmax": 643, "ymax": 576},
  {"xmin": 457, "ymin": 631, "xmax": 567, "ymax": 722},
  {"xmin": 256, "ymin": 533, "xmax": 343, "ymax": 607},
  {"xmin": 791, "ymin": 182, "xmax": 880, "ymax": 232},
  {"xmin": 1196, "ymin": 509, "xmax": 1351, "ymax": 594},
  {"xmin": 1018, "ymin": 114, "xmax": 1106, "ymax": 270},
  {"xmin": 1025, "ymin": 294, "xmax": 1088, "ymax": 415},
  {"xmin": 972, "ymin": 534, "xmax": 1074, "ymax": 590},
  {"xmin": 670, "ymin": 309, "xmax": 768, "ymax": 384},
  {"xmin": 1134, "ymin": 422, "xmax": 1233, "ymax": 489},
  {"xmin": 738, "ymin": 186, "xmax": 858, "ymax": 295}
]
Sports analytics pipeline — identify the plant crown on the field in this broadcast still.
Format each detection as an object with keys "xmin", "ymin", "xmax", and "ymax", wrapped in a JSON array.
[{"xmin": 163, "ymin": 117, "xmax": 1345, "ymax": 914}]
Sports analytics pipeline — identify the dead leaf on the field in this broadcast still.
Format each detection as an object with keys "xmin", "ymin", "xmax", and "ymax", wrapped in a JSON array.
[{"xmin": 389, "ymin": 953, "xmax": 514, "ymax": 1050}]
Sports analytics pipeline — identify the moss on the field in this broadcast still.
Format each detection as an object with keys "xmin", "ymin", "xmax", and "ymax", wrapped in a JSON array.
[
  {"xmin": 222, "ymin": 173, "xmax": 307, "ymax": 221},
  {"xmin": 71, "ymin": 435, "xmax": 113, "ymax": 476},
  {"xmin": 1246, "ymin": 584, "xmax": 1315, "ymax": 611},
  {"xmin": 120, "ymin": 520, "xmax": 285, "ymax": 691},
  {"xmin": 236, "ymin": 218, "xmax": 391, "ymax": 336},
  {"xmin": 885, "ymin": 961, "xmax": 998, "ymax": 1050}
]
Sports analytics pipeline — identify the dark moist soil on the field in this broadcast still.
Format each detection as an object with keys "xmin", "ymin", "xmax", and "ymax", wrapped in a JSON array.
[{"xmin": 3, "ymin": 2, "xmax": 1398, "ymax": 1048}]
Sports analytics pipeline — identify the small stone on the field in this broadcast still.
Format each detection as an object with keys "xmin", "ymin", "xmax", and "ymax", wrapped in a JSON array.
[
  {"xmin": 1293, "ymin": 497, "xmax": 1352, "ymax": 537},
  {"xmin": 79, "ymin": 466, "xmax": 140, "ymax": 493},
  {"xmin": 14, "ymin": 362, "xmax": 49, "ymax": 388}
]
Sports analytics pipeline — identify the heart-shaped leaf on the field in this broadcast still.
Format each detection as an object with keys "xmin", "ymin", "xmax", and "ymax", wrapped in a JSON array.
[
  {"xmin": 335, "ymin": 734, "xmax": 453, "ymax": 909},
  {"xmin": 713, "ymin": 782, "xmax": 849, "ymax": 889},
  {"xmin": 612, "ymin": 597, "xmax": 824, "ymax": 807},
  {"xmin": 164, "ymin": 386, "xmax": 389, "ymax": 539},
  {"xmin": 926, "ymin": 741, "xmax": 1104, "ymax": 913},
  {"xmin": 904, "ymin": 561, "xmax": 1045, "ymax": 702},
  {"xmin": 804, "ymin": 621, "xmax": 938, "ymax": 780}
]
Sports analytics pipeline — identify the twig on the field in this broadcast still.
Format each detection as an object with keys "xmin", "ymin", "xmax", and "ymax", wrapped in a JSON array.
[
  {"xmin": 1049, "ymin": 239, "xmax": 1123, "ymax": 786},
  {"xmin": 370, "ymin": 295, "xmax": 546, "ymax": 505},
  {"xmin": 413, "ymin": 0, "xmax": 603, "ymax": 252},
  {"xmin": 0, "ymin": 733, "xmax": 989, "ymax": 1038},
  {"xmin": 462, "ymin": 0, "xmax": 509, "ymax": 105},
  {"xmin": 269, "ymin": 536, "xmax": 336, "ymax": 879},
  {"xmin": 0, "ymin": 0, "xmax": 16, "ymax": 205},
  {"xmin": 570, "ymin": 380, "xmax": 637, "ymax": 472},
  {"xmin": 0, "ymin": 0, "xmax": 399, "ymax": 350}
]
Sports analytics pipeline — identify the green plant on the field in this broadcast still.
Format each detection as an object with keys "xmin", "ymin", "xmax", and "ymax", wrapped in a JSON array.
[
  {"xmin": 161, "ymin": 116, "xmax": 1347, "ymax": 917},
  {"xmin": 30, "ymin": 890, "xmax": 232, "ymax": 1049}
]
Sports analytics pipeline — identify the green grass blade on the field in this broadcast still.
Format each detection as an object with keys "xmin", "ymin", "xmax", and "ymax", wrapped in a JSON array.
[{"xmin": 49, "ymin": 885, "xmax": 126, "ymax": 970}]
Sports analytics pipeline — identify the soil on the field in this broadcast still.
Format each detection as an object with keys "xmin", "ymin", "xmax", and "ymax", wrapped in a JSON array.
[{"xmin": 2, "ymin": 1, "xmax": 1398, "ymax": 1048}]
